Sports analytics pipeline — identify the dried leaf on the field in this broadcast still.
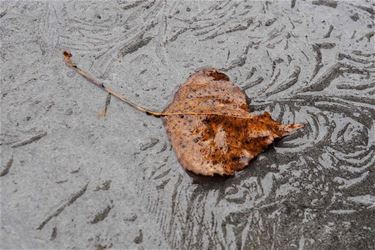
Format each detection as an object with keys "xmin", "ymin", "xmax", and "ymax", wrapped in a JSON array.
[
  {"xmin": 63, "ymin": 52, "xmax": 303, "ymax": 176},
  {"xmin": 163, "ymin": 69, "xmax": 303, "ymax": 176}
]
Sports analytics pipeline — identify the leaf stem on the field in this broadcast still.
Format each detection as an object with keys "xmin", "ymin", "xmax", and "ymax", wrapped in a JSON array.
[{"xmin": 63, "ymin": 51, "xmax": 163, "ymax": 117}]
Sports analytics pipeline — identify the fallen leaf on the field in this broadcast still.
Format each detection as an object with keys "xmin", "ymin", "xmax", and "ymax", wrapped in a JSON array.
[
  {"xmin": 63, "ymin": 51, "xmax": 303, "ymax": 176},
  {"xmin": 162, "ymin": 68, "xmax": 303, "ymax": 175}
]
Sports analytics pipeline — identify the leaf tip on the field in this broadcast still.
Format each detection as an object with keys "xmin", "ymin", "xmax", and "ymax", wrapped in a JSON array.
[{"xmin": 282, "ymin": 123, "xmax": 304, "ymax": 135}]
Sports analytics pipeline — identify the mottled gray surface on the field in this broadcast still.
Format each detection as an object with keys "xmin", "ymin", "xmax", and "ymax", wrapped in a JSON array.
[{"xmin": 1, "ymin": 0, "xmax": 374, "ymax": 249}]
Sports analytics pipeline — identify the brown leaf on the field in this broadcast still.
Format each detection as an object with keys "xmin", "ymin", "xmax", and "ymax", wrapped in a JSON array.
[
  {"xmin": 63, "ymin": 52, "xmax": 303, "ymax": 177},
  {"xmin": 163, "ymin": 68, "xmax": 303, "ymax": 176}
]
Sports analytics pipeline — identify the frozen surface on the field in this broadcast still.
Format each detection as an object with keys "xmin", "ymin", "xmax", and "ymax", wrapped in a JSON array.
[{"xmin": 1, "ymin": 1, "xmax": 374, "ymax": 249}]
